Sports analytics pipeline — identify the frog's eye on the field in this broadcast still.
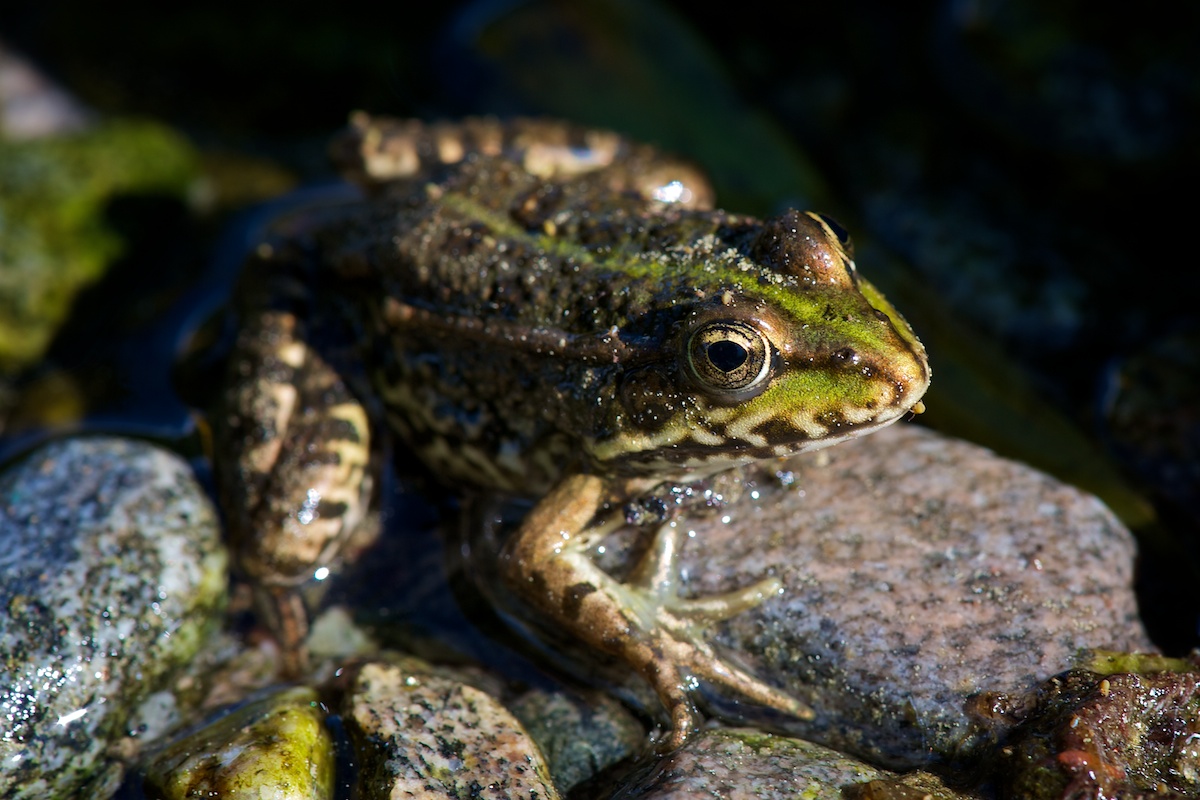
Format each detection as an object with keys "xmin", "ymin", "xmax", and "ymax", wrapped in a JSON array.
[{"xmin": 686, "ymin": 321, "xmax": 773, "ymax": 398}]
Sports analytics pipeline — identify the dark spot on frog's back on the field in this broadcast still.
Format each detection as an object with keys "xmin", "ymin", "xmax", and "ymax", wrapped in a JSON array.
[
  {"xmin": 812, "ymin": 212, "xmax": 851, "ymax": 250},
  {"xmin": 831, "ymin": 347, "xmax": 859, "ymax": 365},
  {"xmin": 755, "ymin": 416, "xmax": 811, "ymax": 445},
  {"xmin": 316, "ymin": 498, "xmax": 349, "ymax": 521},
  {"xmin": 815, "ymin": 408, "xmax": 848, "ymax": 430},
  {"xmin": 510, "ymin": 183, "xmax": 564, "ymax": 231},
  {"xmin": 323, "ymin": 413, "xmax": 364, "ymax": 444},
  {"xmin": 441, "ymin": 221, "xmax": 492, "ymax": 262}
]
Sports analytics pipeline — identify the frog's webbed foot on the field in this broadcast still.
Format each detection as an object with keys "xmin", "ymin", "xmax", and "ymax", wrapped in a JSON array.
[{"xmin": 503, "ymin": 475, "xmax": 812, "ymax": 750}]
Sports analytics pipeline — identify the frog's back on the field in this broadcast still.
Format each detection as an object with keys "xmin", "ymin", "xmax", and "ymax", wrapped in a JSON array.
[
  {"xmin": 326, "ymin": 115, "xmax": 725, "ymax": 332},
  {"xmin": 310, "ymin": 117, "xmax": 726, "ymax": 492},
  {"xmin": 282, "ymin": 116, "xmax": 928, "ymax": 497}
]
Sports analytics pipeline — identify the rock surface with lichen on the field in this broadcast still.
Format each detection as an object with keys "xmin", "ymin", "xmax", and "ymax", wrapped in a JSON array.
[
  {"xmin": 0, "ymin": 436, "xmax": 226, "ymax": 799},
  {"xmin": 139, "ymin": 686, "xmax": 333, "ymax": 800}
]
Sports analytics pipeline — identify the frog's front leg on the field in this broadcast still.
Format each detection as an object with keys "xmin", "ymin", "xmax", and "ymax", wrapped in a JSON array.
[
  {"xmin": 502, "ymin": 474, "xmax": 812, "ymax": 748},
  {"xmin": 216, "ymin": 308, "xmax": 374, "ymax": 675}
]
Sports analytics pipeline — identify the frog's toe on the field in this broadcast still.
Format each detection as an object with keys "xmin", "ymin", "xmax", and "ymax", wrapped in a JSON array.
[
  {"xmin": 663, "ymin": 575, "xmax": 783, "ymax": 623},
  {"xmin": 677, "ymin": 635, "xmax": 814, "ymax": 723},
  {"xmin": 618, "ymin": 521, "xmax": 807, "ymax": 724},
  {"xmin": 628, "ymin": 521, "xmax": 784, "ymax": 622},
  {"xmin": 629, "ymin": 522, "xmax": 783, "ymax": 617},
  {"xmin": 627, "ymin": 521, "xmax": 686, "ymax": 598},
  {"xmin": 646, "ymin": 659, "xmax": 702, "ymax": 752},
  {"xmin": 642, "ymin": 615, "xmax": 813, "ymax": 739}
]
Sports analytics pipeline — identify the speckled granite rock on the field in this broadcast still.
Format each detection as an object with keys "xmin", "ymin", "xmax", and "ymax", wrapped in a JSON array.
[
  {"xmin": 139, "ymin": 686, "xmax": 333, "ymax": 800},
  {"xmin": 342, "ymin": 659, "xmax": 560, "ymax": 800},
  {"xmin": 0, "ymin": 436, "xmax": 227, "ymax": 799},
  {"xmin": 614, "ymin": 728, "xmax": 972, "ymax": 800},
  {"xmin": 658, "ymin": 423, "xmax": 1150, "ymax": 769}
]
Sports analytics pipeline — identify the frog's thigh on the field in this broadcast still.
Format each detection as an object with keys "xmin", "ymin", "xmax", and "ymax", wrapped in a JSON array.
[{"xmin": 219, "ymin": 310, "xmax": 374, "ymax": 656}]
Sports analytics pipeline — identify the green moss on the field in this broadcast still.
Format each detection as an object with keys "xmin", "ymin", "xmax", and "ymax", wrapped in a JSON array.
[
  {"xmin": 1082, "ymin": 649, "xmax": 1197, "ymax": 675},
  {"xmin": 0, "ymin": 120, "xmax": 197, "ymax": 372},
  {"xmin": 140, "ymin": 687, "xmax": 334, "ymax": 799}
]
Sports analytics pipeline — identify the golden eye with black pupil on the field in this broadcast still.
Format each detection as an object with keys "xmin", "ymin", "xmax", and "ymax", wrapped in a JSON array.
[{"xmin": 686, "ymin": 320, "xmax": 772, "ymax": 398}]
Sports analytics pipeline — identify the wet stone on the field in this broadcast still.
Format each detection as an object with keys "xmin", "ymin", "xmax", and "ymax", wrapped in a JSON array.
[
  {"xmin": 996, "ymin": 662, "xmax": 1200, "ymax": 799},
  {"xmin": 619, "ymin": 728, "xmax": 973, "ymax": 800},
  {"xmin": 0, "ymin": 436, "xmax": 227, "ymax": 799},
  {"xmin": 138, "ymin": 686, "xmax": 334, "ymax": 800},
  {"xmin": 617, "ymin": 424, "xmax": 1149, "ymax": 770},
  {"xmin": 508, "ymin": 687, "xmax": 645, "ymax": 792},
  {"xmin": 342, "ymin": 659, "xmax": 560, "ymax": 800}
]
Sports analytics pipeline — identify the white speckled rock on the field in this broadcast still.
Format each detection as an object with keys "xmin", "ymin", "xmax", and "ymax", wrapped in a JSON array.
[
  {"xmin": 0, "ymin": 436, "xmax": 227, "ymax": 799},
  {"xmin": 665, "ymin": 424, "xmax": 1150, "ymax": 769},
  {"xmin": 617, "ymin": 728, "xmax": 973, "ymax": 800},
  {"xmin": 343, "ymin": 660, "xmax": 560, "ymax": 800}
]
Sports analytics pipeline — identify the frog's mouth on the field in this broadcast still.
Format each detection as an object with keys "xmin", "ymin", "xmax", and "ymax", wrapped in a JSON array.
[{"xmin": 591, "ymin": 373, "xmax": 927, "ymax": 477}]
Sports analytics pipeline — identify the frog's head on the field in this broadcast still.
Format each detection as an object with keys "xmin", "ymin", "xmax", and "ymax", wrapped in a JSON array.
[{"xmin": 589, "ymin": 209, "xmax": 930, "ymax": 477}]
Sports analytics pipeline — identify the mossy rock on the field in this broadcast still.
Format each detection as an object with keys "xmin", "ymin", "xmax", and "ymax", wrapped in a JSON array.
[{"xmin": 0, "ymin": 119, "xmax": 197, "ymax": 372}]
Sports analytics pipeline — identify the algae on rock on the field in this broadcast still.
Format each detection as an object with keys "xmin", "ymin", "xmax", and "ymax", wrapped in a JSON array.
[{"xmin": 0, "ymin": 119, "xmax": 197, "ymax": 372}]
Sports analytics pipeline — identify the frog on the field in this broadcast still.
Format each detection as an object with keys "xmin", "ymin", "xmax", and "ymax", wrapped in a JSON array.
[{"xmin": 214, "ymin": 114, "xmax": 931, "ymax": 748}]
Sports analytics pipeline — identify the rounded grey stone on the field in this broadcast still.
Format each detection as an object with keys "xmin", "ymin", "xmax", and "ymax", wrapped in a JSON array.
[
  {"xmin": 0, "ymin": 436, "xmax": 227, "ymax": 799},
  {"xmin": 509, "ymin": 687, "xmax": 644, "ymax": 792}
]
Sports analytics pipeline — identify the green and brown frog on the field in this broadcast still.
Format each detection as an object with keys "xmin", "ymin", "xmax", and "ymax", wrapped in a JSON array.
[{"xmin": 214, "ymin": 114, "xmax": 930, "ymax": 747}]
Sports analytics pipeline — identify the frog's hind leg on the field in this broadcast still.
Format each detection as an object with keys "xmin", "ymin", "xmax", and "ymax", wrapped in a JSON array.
[
  {"xmin": 502, "ymin": 474, "xmax": 811, "ymax": 750},
  {"xmin": 216, "ymin": 308, "xmax": 374, "ymax": 677}
]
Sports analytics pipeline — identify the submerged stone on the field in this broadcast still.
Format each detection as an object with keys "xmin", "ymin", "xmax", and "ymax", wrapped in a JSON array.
[
  {"xmin": 620, "ymin": 728, "xmax": 974, "ymax": 800},
  {"xmin": 139, "ymin": 686, "xmax": 334, "ymax": 800}
]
